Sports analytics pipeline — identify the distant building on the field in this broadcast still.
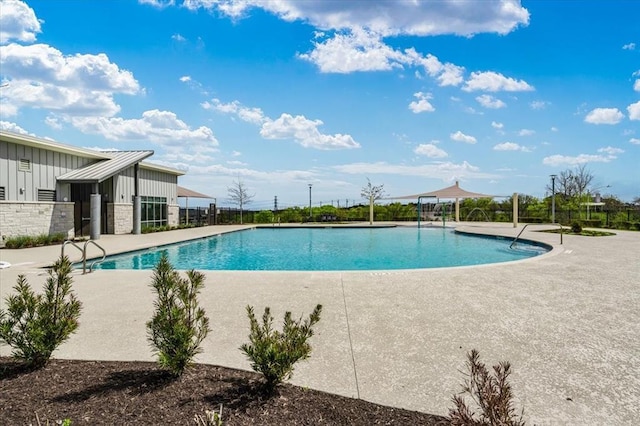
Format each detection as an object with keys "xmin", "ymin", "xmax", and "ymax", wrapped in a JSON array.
[{"xmin": 0, "ymin": 130, "xmax": 184, "ymax": 240}]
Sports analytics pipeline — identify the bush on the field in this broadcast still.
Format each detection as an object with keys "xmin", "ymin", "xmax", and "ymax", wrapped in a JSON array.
[
  {"xmin": 147, "ymin": 253, "xmax": 210, "ymax": 376},
  {"xmin": 4, "ymin": 233, "xmax": 66, "ymax": 249},
  {"xmin": 254, "ymin": 210, "xmax": 275, "ymax": 224},
  {"xmin": 0, "ymin": 256, "xmax": 82, "ymax": 369},
  {"xmin": 240, "ymin": 304, "xmax": 322, "ymax": 392},
  {"xmin": 449, "ymin": 349, "xmax": 525, "ymax": 426},
  {"xmin": 571, "ymin": 222, "xmax": 582, "ymax": 234}
]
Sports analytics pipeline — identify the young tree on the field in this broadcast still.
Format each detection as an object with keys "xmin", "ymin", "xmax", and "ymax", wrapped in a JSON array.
[
  {"xmin": 240, "ymin": 304, "xmax": 322, "ymax": 392},
  {"xmin": 147, "ymin": 254, "xmax": 210, "ymax": 376},
  {"xmin": 547, "ymin": 165, "xmax": 595, "ymax": 200},
  {"xmin": 0, "ymin": 256, "xmax": 82, "ymax": 369},
  {"xmin": 227, "ymin": 178, "xmax": 254, "ymax": 224},
  {"xmin": 361, "ymin": 178, "xmax": 386, "ymax": 225}
]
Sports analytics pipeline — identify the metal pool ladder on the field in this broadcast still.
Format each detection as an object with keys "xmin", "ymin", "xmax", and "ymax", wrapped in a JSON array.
[
  {"xmin": 510, "ymin": 223, "xmax": 563, "ymax": 249},
  {"xmin": 61, "ymin": 239, "xmax": 106, "ymax": 273}
]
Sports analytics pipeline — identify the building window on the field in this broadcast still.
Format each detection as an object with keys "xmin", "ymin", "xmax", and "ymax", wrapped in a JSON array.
[
  {"xmin": 140, "ymin": 196, "xmax": 167, "ymax": 229},
  {"xmin": 0, "ymin": 186, "xmax": 5, "ymax": 200},
  {"xmin": 19, "ymin": 159, "xmax": 31, "ymax": 172},
  {"xmin": 37, "ymin": 189, "xmax": 56, "ymax": 202}
]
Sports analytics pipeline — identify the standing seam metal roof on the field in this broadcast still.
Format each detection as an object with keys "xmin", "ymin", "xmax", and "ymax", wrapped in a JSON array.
[{"xmin": 56, "ymin": 151, "xmax": 154, "ymax": 183}]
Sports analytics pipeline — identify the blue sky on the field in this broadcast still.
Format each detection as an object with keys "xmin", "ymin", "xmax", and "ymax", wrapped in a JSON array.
[{"xmin": 1, "ymin": 0, "xmax": 638, "ymax": 209}]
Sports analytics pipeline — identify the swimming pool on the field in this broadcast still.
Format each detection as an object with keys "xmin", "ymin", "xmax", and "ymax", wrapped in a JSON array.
[{"xmin": 93, "ymin": 227, "xmax": 549, "ymax": 271}]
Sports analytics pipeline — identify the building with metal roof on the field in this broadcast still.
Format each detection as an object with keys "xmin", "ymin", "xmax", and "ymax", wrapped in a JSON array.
[{"xmin": 0, "ymin": 130, "xmax": 185, "ymax": 241}]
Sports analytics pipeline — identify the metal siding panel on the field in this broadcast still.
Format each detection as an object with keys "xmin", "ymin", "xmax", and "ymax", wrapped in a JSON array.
[{"xmin": 0, "ymin": 141, "xmax": 8, "ymax": 192}]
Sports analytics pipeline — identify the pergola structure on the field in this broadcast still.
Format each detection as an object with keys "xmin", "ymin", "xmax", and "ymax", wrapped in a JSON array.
[
  {"xmin": 177, "ymin": 186, "xmax": 215, "ymax": 224},
  {"xmin": 389, "ymin": 181, "xmax": 497, "ymax": 226}
]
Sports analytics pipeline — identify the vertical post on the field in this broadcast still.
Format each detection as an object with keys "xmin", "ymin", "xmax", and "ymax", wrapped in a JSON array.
[
  {"xmin": 90, "ymin": 183, "xmax": 101, "ymax": 240},
  {"xmin": 455, "ymin": 197, "xmax": 460, "ymax": 222},
  {"xmin": 308, "ymin": 183, "xmax": 313, "ymax": 222},
  {"xmin": 369, "ymin": 195, "xmax": 374, "ymax": 225},
  {"xmin": 133, "ymin": 163, "xmax": 141, "ymax": 234},
  {"xmin": 550, "ymin": 174, "xmax": 557, "ymax": 224},
  {"xmin": 512, "ymin": 193, "xmax": 518, "ymax": 228},
  {"xmin": 417, "ymin": 197, "xmax": 422, "ymax": 228}
]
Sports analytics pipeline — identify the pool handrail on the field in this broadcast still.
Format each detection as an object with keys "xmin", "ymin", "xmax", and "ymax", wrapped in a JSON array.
[{"xmin": 510, "ymin": 223, "xmax": 563, "ymax": 249}]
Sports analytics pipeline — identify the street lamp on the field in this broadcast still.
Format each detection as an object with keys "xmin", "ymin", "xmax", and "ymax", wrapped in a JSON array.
[
  {"xmin": 308, "ymin": 184, "xmax": 313, "ymax": 221},
  {"xmin": 550, "ymin": 174, "xmax": 557, "ymax": 223}
]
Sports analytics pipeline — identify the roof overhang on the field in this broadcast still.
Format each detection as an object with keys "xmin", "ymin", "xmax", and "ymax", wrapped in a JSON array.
[
  {"xmin": 387, "ymin": 181, "xmax": 495, "ymax": 200},
  {"xmin": 177, "ymin": 186, "xmax": 213, "ymax": 199},
  {"xmin": 57, "ymin": 151, "xmax": 154, "ymax": 184}
]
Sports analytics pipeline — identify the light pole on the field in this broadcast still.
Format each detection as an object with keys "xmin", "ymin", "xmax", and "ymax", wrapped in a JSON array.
[
  {"xmin": 308, "ymin": 184, "xmax": 313, "ymax": 221},
  {"xmin": 550, "ymin": 174, "xmax": 557, "ymax": 223}
]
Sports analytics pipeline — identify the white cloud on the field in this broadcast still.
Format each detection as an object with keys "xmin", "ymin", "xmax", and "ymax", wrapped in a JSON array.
[
  {"xmin": 414, "ymin": 143, "xmax": 448, "ymax": 158},
  {"xmin": 551, "ymin": 126, "xmax": 558, "ymax": 132},
  {"xmin": 0, "ymin": 80, "xmax": 122, "ymax": 117},
  {"xmin": 0, "ymin": 42, "xmax": 140, "ymax": 117},
  {"xmin": 333, "ymin": 161, "xmax": 498, "ymax": 181},
  {"xmin": 627, "ymin": 101, "xmax": 640, "ymax": 121},
  {"xmin": 622, "ymin": 42, "xmax": 636, "ymax": 50},
  {"xmin": 542, "ymin": 154, "xmax": 615, "ymax": 166},
  {"xmin": 630, "ymin": 138, "xmax": 640, "ymax": 145},
  {"xmin": 203, "ymin": 99, "xmax": 266, "ymax": 125},
  {"xmin": 0, "ymin": 43, "xmax": 140, "ymax": 93},
  {"xmin": 491, "ymin": 121, "xmax": 504, "ymax": 129},
  {"xmin": 598, "ymin": 146, "xmax": 624, "ymax": 155},
  {"xmin": 635, "ymin": 79, "xmax": 640, "ymax": 92},
  {"xmin": 182, "ymin": 0, "xmax": 529, "ymax": 37},
  {"xmin": 408, "ymin": 92, "xmax": 435, "ymax": 113},
  {"xmin": 518, "ymin": 129, "xmax": 535, "ymax": 136},
  {"xmin": 0, "ymin": 0, "xmax": 41, "ymax": 43},
  {"xmin": 44, "ymin": 115, "xmax": 62, "ymax": 129},
  {"xmin": 186, "ymin": 163, "xmax": 316, "ymax": 183},
  {"xmin": 0, "ymin": 120, "xmax": 35, "ymax": 135},
  {"xmin": 226, "ymin": 160, "xmax": 248, "ymax": 166},
  {"xmin": 476, "ymin": 94, "xmax": 506, "ymax": 109},
  {"xmin": 179, "ymin": 75, "xmax": 191, "ymax": 82},
  {"xmin": 404, "ymin": 50, "xmax": 464, "ymax": 86},
  {"xmin": 493, "ymin": 142, "xmax": 529, "ymax": 152},
  {"xmin": 69, "ymin": 110, "xmax": 219, "ymax": 162},
  {"xmin": 139, "ymin": 0, "xmax": 175, "ymax": 8},
  {"xmin": 171, "ymin": 33, "xmax": 186, "ymax": 42},
  {"xmin": 260, "ymin": 113, "xmax": 360, "ymax": 150},
  {"xmin": 450, "ymin": 130, "xmax": 477, "ymax": 144},
  {"xmin": 463, "ymin": 71, "xmax": 534, "ymax": 92},
  {"xmin": 206, "ymin": 98, "xmax": 359, "ymax": 150},
  {"xmin": 530, "ymin": 100, "xmax": 548, "ymax": 110},
  {"xmin": 298, "ymin": 29, "xmax": 405, "ymax": 73},
  {"xmin": 584, "ymin": 107, "xmax": 624, "ymax": 124}
]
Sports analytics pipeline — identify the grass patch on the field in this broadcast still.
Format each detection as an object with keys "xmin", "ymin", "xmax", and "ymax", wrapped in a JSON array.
[{"xmin": 538, "ymin": 228, "xmax": 615, "ymax": 237}]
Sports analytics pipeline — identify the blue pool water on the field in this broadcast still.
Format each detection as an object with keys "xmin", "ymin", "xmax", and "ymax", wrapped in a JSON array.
[{"xmin": 93, "ymin": 227, "xmax": 549, "ymax": 271}]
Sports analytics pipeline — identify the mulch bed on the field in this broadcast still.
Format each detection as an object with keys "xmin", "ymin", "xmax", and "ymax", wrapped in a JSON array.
[{"xmin": 1, "ymin": 358, "xmax": 449, "ymax": 425}]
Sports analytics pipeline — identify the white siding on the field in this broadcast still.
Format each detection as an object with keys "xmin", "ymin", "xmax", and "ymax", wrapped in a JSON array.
[
  {"xmin": 0, "ymin": 140, "xmax": 94, "ymax": 202},
  {"xmin": 112, "ymin": 166, "xmax": 177, "ymax": 202}
]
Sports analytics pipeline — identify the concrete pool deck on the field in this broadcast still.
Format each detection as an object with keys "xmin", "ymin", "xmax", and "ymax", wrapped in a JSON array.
[{"xmin": 1, "ymin": 222, "xmax": 638, "ymax": 425}]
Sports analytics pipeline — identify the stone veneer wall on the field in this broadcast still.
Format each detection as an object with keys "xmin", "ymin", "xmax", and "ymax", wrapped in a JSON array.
[
  {"xmin": 106, "ymin": 203, "xmax": 133, "ymax": 234},
  {"xmin": 0, "ymin": 201, "xmax": 75, "ymax": 240},
  {"xmin": 168, "ymin": 204, "xmax": 179, "ymax": 227}
]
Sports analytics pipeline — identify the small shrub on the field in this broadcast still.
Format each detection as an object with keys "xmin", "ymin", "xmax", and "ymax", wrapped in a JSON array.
[
  {"xmin": 240, "ymin": 304, "xmax": 322, "ymax": 392},
  {"xmin": 4, "ymin": 233, "xmax": 66, "ymax": 249},
  {"xmin": 570, "ymin": 222, "xmax": 582, "ymax": 234},
  {"xmin": 449, "ymin": 349, "xmax": 525, "ymax": 426},
  {"xmin": 0, "ymin": 256, "xmax": 82, "ymax": 369},
  {"xmin": 147, "ymin": 253, "xmax": 210, "ymax": 376}
]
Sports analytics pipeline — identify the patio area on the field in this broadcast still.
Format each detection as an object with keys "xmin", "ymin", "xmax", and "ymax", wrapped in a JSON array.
[{"xmin": 1, "ymin": 222, "xmax": 638, "ymax": 425}]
